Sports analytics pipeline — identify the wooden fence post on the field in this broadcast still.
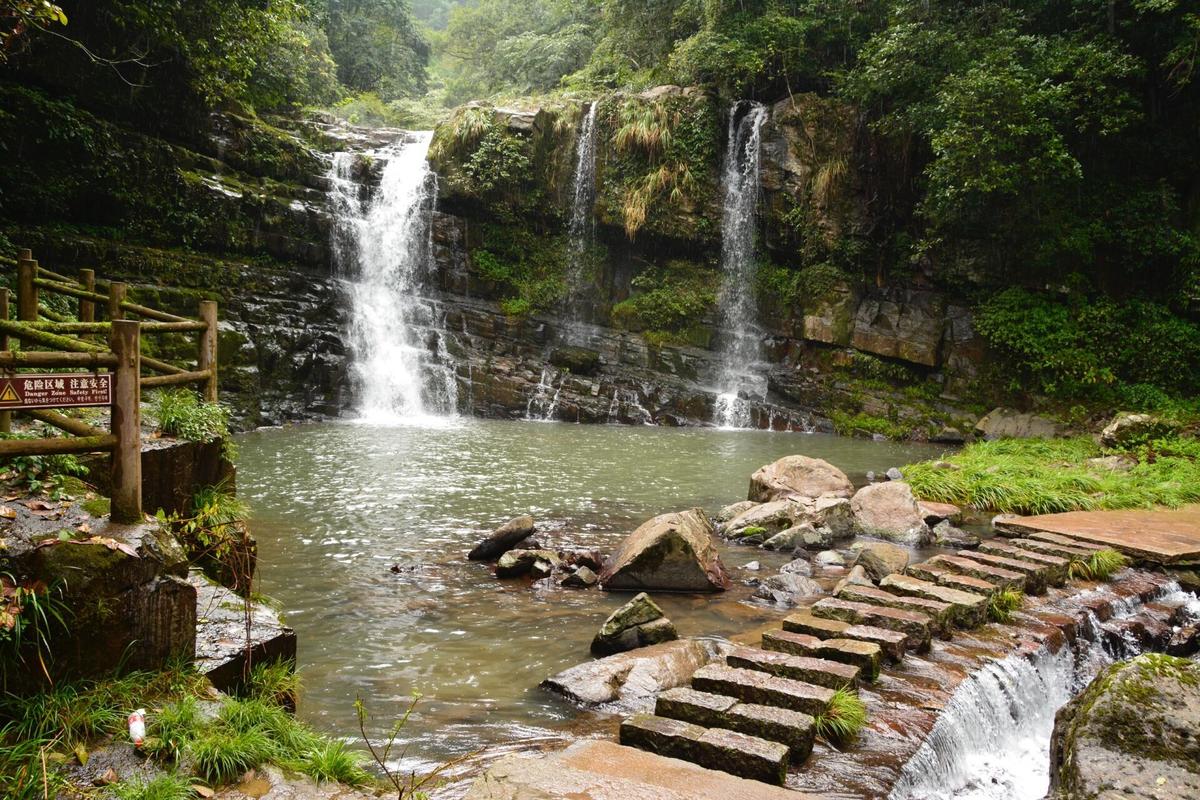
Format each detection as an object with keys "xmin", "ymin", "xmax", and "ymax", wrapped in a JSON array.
[
  {"xmin": 198, "ymin": 300, "xmax": 218, "ymax": 402},
  {"xmin": 0, "ymin": 288, "xmax": 9, "ymax": 434},
  {"xmin": 79, "ymin": 268, "xmax": 96, "ymax": 323},
  {"xmin": 110, "ymin": 319, "xmax": 142, "ymax": 524},
  {"xmin": 108, "ymin": 281, "xmax": 127, "ymax": 321},
  {"xmin": 17, "ymin": 249, "xmax": 37, "ymax": 322}
]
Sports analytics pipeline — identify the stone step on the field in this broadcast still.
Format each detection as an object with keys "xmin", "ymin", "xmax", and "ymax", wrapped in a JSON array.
[
  {"xmin": 726, "ymin": 646, "xmax": 860, "ymax": 689},
  {"xmin": 834, "ymin": 583, "xmax": 955, "ymax": 637},
  {"xmin": 977, "ymin": 540, "xmax": 1070, "ymax": 586},
  {"xmin": 1012, "ymin": 536, "xmax": 1099, "ymax": 562},
  {"xmin": 782, "ymin": 610, "xmax": 907, "ymax": 663},
  {"xmin": 690, "ymin": 664, "xmax": 835, "ymax": 717},
  {"xmin": 905, "ymin": 561, "xmax": 1002, "ymax": 596},
  {"xmin": 620, "ymin": 713, "xmax": 789, "ymax": 785},
  {"xmin": 921, "ymin": 555, "xmax": 1026, "ymax": 592},
  {"xmin": 810, "ymin": 597, "xmax": 933, "ymax": 653},
  {"xmin": 877, "ymin": 573, "xmax": 988, "ymax": 628},
  {"xmin": 963, "ymin": 550, "xmax": 1050, "ymax": 594},
  {"xmin": 654, "ymin": 687, "xmax": 816, "ymax": 763},
  {"xmin": 761, "ymin": 629, "xmax": 882, "ymax": 681},
  {"xmin": 1024, "ymin": 530, "xmax": 1105, "ymax": 552}
]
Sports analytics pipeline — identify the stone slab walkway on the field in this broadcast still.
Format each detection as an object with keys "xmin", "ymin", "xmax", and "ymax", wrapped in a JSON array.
[
  {"xmin": 1002, "ymin": 505, "xmax": 1200, "ymax": 564},
  {"xmin": 464, "ymin": 740, "xmax": 809, "ymax": 800}
]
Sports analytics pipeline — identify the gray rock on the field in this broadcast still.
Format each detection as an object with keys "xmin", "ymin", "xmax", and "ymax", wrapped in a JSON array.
[
  {"xmin": 1086, "ymin": 455, "xmax": 1137, "ymax": 472},
  {"xmin": 743, "ymin": 561, "xmax": 762, "ymax": 572},
  {"xmin": 560, "ymin": 566, "xmax": 599, "ymax": 588},
  {"xmin": 885, "ymin": 467, "xmax": 904, "ymax": 481},
  {"xmin": 748, "ymin": 455, "xmax": 854, "ymax": 502},
  {"xmin": 752, "ymin": 573, "xmax": 824, "ymax": 607},
  {"xmin": 851, "ymin": 541, "xmax": 911, "ymax": 581},
  {"xmin": 865, "ymin": 470, "xmax": 876, "ymax": 483},
  {"xmin": 599, "ymin": 508, "xmax": 730, "ymax": 593},
  {"xmin": 468, "ymin": 515, "xmax": 536, "ymax": 561},
  {"xmin": 1047, "ymin": 654, "xmax": 1200, "ymax": 800},
  {"xmin": 496, "ymin": 549, "xmax": 560, "ymax": 578},
  {"xmin": 541, "ymin": 639, "xmax": 726, "ymax": 708},
  {"xmin": 974, "ymin": 407, "xmax": 1062, "ymax": 440},
  {"xmin": 833, "ymin": 565, "xmax": 873, "ymax": 595},
  {"xmin": 1099, "ymin": 412, "xmax": 1179, "ymax": 449},
  {"xmin": 779, "ymin": 558, "xmax": 813, "ymax": 577},
  {"xmin": 725, "ymin": 500, "xmax": 795, "ymax": 538},
  {"xmin": 850, "ymin": 482, "xmax": 932, "ymax": 545},
  {"xmin": 715, "ymin": 500, "xmax": 759, "ymax": 523},
  {"xmin": 931, "ymin": 426, "xmax": 966, "ymax": 444},
  {"xmin": 592, "ymin": 592, "xmax": 678, "ymax": 655},
  {"xmin": 932, "ymin": 519, "xmax": 980, "ymax": 549},
  {"xmin": 815, "ymin": 550, "xmax": 846, "ymax": 567}
]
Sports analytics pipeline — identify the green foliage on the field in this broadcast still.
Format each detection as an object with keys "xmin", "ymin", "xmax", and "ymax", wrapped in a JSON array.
[
  {"xmin": 0, "ymin": 2, "xmax": 67, "ymax": 63},
  {"xmin": 0, "ymin": 429, "xmax": 88, "ymax": 497},
  {"xmin": 610, "ymin": 261, "xmax": 718, "ymax": 338},
  {"xmin": 903, "ymin": 436, "xmax": 1200, "ymax": 515},
  {"xmin": 326, "ymin": 0, "xmax": 430, "ymax": 100},
  {"xmin": 1068, "ymin": 548, "xmax": 1130, "ymax": 582},
  {"xmin": 152, "ymin": 390, "xmax": 235, "ymax": 455},
  {"xmin": 830, "ymin": 410, "xmax": 912, "ymax": 441},
  {"xmin": 814, "ymin": 687, "xmax": 867, "ymax": 746},
  {"xmin": 0, "ymin": 728, "xmax": 66, "ymax": 800},
  {"xmin": 975, "ymin": 289, "xmax": 1200, "ymax": 408},
  {"xmin": 294, "ymin": 739, "xmax": 371, "ymax": 785},
  {"xmin": 248, "ymin": 661, "xmax": 302, "ymax": 707},
  {"xmin": 470, "ymin": 224, "xmax": 568, "ymax": 313},
  {"xmin": 0, "ymin": 574, "xmax": 69, "ymax": 681},
  {"xmin": 987, "ymin": 587, "xmax": 1023, "ymax": 623},
  {"xmin": 460, "ymin": 128, "xmax": 533, "ymax": 196},
  {"xmin": 111, "ymin": 774, "xmax": 195, "ymax": 800}
]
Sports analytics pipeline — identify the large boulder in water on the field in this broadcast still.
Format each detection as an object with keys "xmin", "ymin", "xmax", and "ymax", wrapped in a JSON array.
[
  {"xmin": 1048, "ymin": 654, "xmax": 1200, "ymax": 800},
  {"xmin": 599, "ymin": 509, "xmax": 730, "ymax": 593},
  {"xmin": 540, "ymin": 639, "xmax": 726, "ymax": 708},
  {"xmin": 748, "ymin": 455, "xmax": 854, "ymax": 502},
  {"xmin": 468, "ymin": 515, "xmax": 535, "ymax": 561},
  {"xmin": 850, "ymin": 482, "xmax": 931, "ymax": 545}
]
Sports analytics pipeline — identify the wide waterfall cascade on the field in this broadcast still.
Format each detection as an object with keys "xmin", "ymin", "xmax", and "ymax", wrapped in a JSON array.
[
  {"xmin": 562, "ymin": 101, "xmax": 599, "ymax": 343},
  {"xmin": 713, "ymin": 103, "xmax": 769, "ymax": 428},
  {"xmin": 889, "ymin": 582, "xmax": 1194, "ymax": 800},
  {"xmin": 329, "ymin": 133, "xmax": 458, "ymax": 423}
]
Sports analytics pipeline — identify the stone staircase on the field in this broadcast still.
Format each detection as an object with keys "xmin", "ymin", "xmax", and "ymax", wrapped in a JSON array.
[{"xmin": 616, "ymin": 531, "xmax": 1108, "ymax": 786}]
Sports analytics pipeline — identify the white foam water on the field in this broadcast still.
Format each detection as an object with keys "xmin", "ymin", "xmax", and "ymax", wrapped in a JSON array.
[{"xmin": 328, "ymin": 134, "xmax": 459, "ymax": 424}]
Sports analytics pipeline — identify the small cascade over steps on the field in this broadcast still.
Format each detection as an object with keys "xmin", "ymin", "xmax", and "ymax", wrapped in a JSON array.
[{"xmin": 614, "ymin": 526, "xmax": 1197, "ymax": 795}]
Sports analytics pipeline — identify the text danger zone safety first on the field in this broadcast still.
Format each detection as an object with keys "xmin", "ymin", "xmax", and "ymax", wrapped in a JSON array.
[{"xmin": 0, "ymin": 373, "xmax": 112, "ymax": 409}]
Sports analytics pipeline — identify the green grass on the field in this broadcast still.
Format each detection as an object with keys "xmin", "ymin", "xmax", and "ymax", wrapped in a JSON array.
[
  {"xmin": 111, "ymin": 773, "xmax": 195, "ymax": 800},
  {"xmin": 814, "ymin": 688, "xmax": 867, "ymax": 746},
  {"xmin": 1068, "ymin": 548, "xmax": 1130, "ymax": 581},
  {"xmin": 0, "ymin": 729, "xmax": 67, "ymax": 800},
  {"xmin": 987, "ymin": 588, "xmax": 1024, "ymax": 623},
  {"xmin": 188, "ymin": 727, "xmax": 276, "ymax": 783},
  {"xmin": 903, "ymin": 436, "xmax": 1200, "ymax": 514},
  {"xmin": 291, "ymin": 739, "xmax": 371, "ymax": 786},
  {"xmin": 248, "ymin": 661, "xmax": 301, "ymax": 707}
]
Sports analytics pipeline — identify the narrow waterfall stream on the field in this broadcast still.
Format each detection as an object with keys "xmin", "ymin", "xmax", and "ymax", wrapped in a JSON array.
[
  {"xmin": 562, "ymin": 101, "xmax": 599, "ymax": 343},
  {"xmin": 329, "ymin": 133, "xmax": 457, "ymax": 422},
  {"xmin": 889, "ymin": 583, "xmax": 1196, "ymax": 800},
  {"xmin": 714, "ymin": 103, "xmax": 768, "ymax": 428}
]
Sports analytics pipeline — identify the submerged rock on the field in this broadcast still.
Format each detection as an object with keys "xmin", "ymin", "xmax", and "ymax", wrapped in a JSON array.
[
  {"xmin": 495, "ymin": 548, "xmax": 559, "ymax": 578},
  {"xmin": 591, "ymin": 592, "xmax": 678, "ymax": 655},
  {"xmin": 1048, "ymin": 654, "xmax": 1200, "ymax": 800},
  {"xmin": 748, "ymin": 455, "xmax": 854, "ymax": 502},
  {"xmin": 850, "ymin": 482, "xmax": 931, "ymax": 545},
  {"xmin": 541, "ymin": 639, "xmax": 725, "ymax": 708},
  {"xmin": 560, "ymin": 565, "xmax": 598, "ymax": 588},
  {"xmin": 599, "ymin": 508, "xmax": 730, "ymax": 593},
  {"xmin": 468, "ymin": 515, "xmax": 536, "ymax": 561}
]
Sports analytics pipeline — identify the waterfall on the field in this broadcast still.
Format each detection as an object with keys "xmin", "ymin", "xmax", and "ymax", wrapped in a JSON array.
[
  {"xmin": 713, "ymin": 103, "xmax": 768, "ymax": 429},
  {"xmin": 562, "ymin": 101, "xmax": 599, "ymax": 343},
  {"xmin": 889, "ymin": 583, "xmax": 1191, "ymax": 800},
  {"xmin": 329, "ymin": 133, "xmax": 458, "ymax": 423},
  {"xmin": 525, "ymin": 368, "xmax": 562, "ymax": 421}
]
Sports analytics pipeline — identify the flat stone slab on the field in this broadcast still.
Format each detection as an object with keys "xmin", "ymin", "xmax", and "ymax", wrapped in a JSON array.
[
  {"xmin": 998, "ymin": 506, "xmax": 1200, "ymax": 564},
  {"xmin": 691, "ymin": 664, "xmax": 834, "ymax": 717},
  {"xmin": 620, "ymin": 714, "xmax": 789, "ymax": 785},
  {"xmin": 878, "ymin": 573, "xmax": 987, "ymax": 628},
  {"xmin": 726, "ymin": 646, "xmax": 860, "ymax": 688},
  {"xmin": 963, "ymin": 551, "xmax": 1051, "ymax": 594},
  {"xmin": 656, "ymin": 687, "xmax": 739, "ymax": 728},
  {"xmin": 1009, "ymin": 536, "xmax": 1098, "ymax": 562},
  {"xmin": 1023, "ymin": 530, "xmax": 1104, "ymax": 551},
  {"xmin": 905, "ymin": 561, "xmax": 1000, "ymax": 595},
  {"xmin": 761, "ymin": 629, "xmax": 882, "ymax": 681},
  {"xmin": 192, "ymin": 572, "xmax": 295, "ymax": 694},
  {"xmin": 465, "ymin": 739, "xmax": 807, "ymax": 800},
  {"xmin": 654, "ymin": 688, "xmax": 816, "ymax": 763},
  {"xmin": 811, "ymin": 597, "xmax": 933, "ymax": 652},
  {"xmin": 782, "ymin": 610, "xmax": 907, "ymax": 663},
  {"xmin": 834, "ymin": 583, "xmax": 955, "ymax": 636},
  {"xmin": 977, "ymin": 540, "xmax": 1070, "ymax": 585},
  {"xmin": 923, "ymin": 555, "xmax": 1026, "ymax": 592}
]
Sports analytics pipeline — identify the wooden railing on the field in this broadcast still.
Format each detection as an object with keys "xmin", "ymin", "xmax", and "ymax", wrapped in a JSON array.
[{"xmin": 0, "ymin": 249, "xmax": 220, "ymax": 523}]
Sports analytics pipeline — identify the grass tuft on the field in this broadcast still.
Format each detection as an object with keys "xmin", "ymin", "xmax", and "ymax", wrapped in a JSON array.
[
  {"xmin": 248, "ymin": 661, "xmax": 301, "ymax": 707},
  {"xmin": 1068, "ymin": 548, "xmax": 1130, "ymax": 581},
  {"xmin": 111, "ymin": 773, "xmax": 195, "ymax": 800},
  {"xmin": 188, "ymin": 727, "xmax": 276, "ymax": 783},
  {"xmin": 814, "ymin": 688, "xmax": 867, "ymax": 746},
  {"xmin": 292, "ymin": 739, "xmax": 371, "ymax": 785},
  {"xmin": 987, "ymin": 587, "xmax": 1024, "ymax": 623}
]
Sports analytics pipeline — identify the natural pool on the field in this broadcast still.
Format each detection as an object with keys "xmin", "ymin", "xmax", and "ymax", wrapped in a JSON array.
[{"xmin": 236, "ymin": 418, "xmax": 947, "ymax": 786}]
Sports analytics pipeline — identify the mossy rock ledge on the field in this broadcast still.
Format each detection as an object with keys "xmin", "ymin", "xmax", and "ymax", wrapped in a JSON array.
[{"xmin": 1047, "ymin": 654, "xmax": 1200, "ymax": 799}]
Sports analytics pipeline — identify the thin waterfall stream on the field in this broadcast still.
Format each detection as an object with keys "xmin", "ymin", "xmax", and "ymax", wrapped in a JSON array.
[
  {"xmin": 329, "ymin": 132, "xmax": 458, "ymax": 423},
  {"xmin": 714, "ymin": 102, "xmax": 768, "ymax": 428},
  {"xmin": 562, "ymin": 101, "xmax": 599, "ymax": 344}
]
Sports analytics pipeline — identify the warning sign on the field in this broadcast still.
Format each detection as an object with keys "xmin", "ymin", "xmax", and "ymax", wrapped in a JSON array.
[{"xmin": 0, "ymin": 373, "xmax": 112, "ymax": 410}]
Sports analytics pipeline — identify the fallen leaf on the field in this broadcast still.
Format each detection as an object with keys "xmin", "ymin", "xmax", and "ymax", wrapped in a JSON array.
[
  {"xmin": 192, "ymin": 786, "xmax": 215, "ymax": 799},
  {"xmin": 74, "ymin": 742, "xmax": 88, "ymax": 766},
  {"xmin": 0, "ymin": 506, "xmax": 15, "ymax": 519},
  {"xmin": 24, "ymin": 500, "xmax": 54, "ymax": 511},
  {"xmin": 77, "ymin": 523, "xmax": 92, "ymax": 534},
  {"xmin": 80, "ymin": 536, "xmax": 140, "ymax": 558},
  {"xmin": 29, "ymin": 508, "xmax": 62, "ymax": 518}
]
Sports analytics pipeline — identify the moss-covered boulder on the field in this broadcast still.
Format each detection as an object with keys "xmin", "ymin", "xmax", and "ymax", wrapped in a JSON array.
[
  {"xmin": 599, "ymin": 508, "xmax": 730, "ymax": 593},
  {"xmin": 1048, "ymin": 654, "xmax": 1200, "ymax": 800}
]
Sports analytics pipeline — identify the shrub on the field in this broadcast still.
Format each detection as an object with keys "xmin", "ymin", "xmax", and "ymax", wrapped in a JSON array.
[
  {"xmin": 294, "ymin": 740, "xmax": 370, "ymax": 785},
  {"xmin": 610, "ymin": 262, "xmax": 718, "ymax": 335},
  {"xmin": 152, "ymin": 390, "xmax": 234, "ymax": 454}
]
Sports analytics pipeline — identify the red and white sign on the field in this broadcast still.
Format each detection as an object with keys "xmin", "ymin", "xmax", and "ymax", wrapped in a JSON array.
[{"xmin": 0, "ymin": 373, "xmax": 112, "ymax": 410}]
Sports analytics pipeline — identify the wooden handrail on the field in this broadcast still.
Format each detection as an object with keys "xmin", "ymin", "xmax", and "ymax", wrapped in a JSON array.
[
  {"xmin": 23, "ymin": 320, "xmax": 209, "ymax": 334},
  {"xmin": 25, "ymin": 409, "xmax": 108, "ymax": 438},
  {"xmin": 32, "ymin": 277, "xmax": 192, "ymax": 323},
  {"xmin": 140, "ymin": 369, "xmax": 213, "ymax": 388},
  {"xmin": 0, "ymin": 350, "xmax": 120, "ymax": 369},
  {"xmin": 0, "ymin": 434, "xmax": 117, "ymax": 456}
]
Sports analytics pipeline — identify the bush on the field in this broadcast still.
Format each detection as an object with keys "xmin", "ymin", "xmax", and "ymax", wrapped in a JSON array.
[
  {"xmin": 152, "ymin": 390, "xmax": 236, "ymax": 457},
  {"xmin": 610, "ymin": 261, "xmax": 718, "ymax": 336}
]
